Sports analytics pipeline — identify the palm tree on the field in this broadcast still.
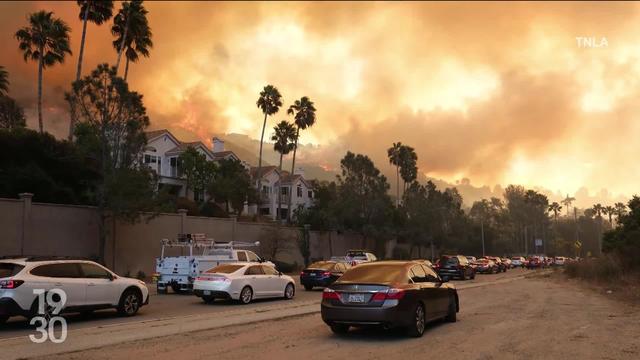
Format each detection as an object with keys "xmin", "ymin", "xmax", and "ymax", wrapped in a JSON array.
[
  {"xmin": 271, "ymin": 120, "xmax": 297, "ymax": 220},
  {"xmin": 592, "ymin": 203, "xmax": 604, "ymax": 219},
  {"xmin": 286, "ymin": 96, "xmax": 317, "ymax": 222},
  {"xmin": 548, "ymin": 202, "xmax": 562, "ymax": 223},
  {"xmin": 387, "ymin": 142, "xmax": 403, "ymax": 207},
  {"xmin": 561, "ymin": 195, "xmax": 575, "ymax": 217},
  {"xmin": 16, "ymin": 11, "xmax": 72, "ymax": 133},
  {"xmin": 69, "ymin": 0, "xmax": 114, "ymax": 140},
  {"xmin": 399, "ymin": 145, "xmax": 418, "ymax": 192},
  {"xmin": 75, "ymin": 1, "xmax": 113, "ymax": 81},
  {"xmin": 603, "ymin": 205, "xmax": 615, "ymax": 226},
  {"xmin": 614, "ymin": 202, "xmax": 627, "ymax": 226},
  {"xmin": 255, "ymin": 85, "xmax": 282, "ymax": 195},
  {"xmin": 121, "ymin": 23, "xmax": 152, "ymax": 80},
  {"xmin": 112, "ymin": 0, "xmax": 149, "ymax": 75},
  {"xmin": 592, "ymin": 203, "xmax": 605, "ymax": 255}
]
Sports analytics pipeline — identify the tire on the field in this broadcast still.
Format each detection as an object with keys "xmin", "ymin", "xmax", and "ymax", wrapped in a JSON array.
[
  {"xmin": 330, "ymin": 323, "xmax": 349, "ymax": 334},
  {"xmin": 29, "ymin": 295, "xmax": 56, "ymax": 322},
  {"xmin": 0, "ymin": 315, "xmax": 8, "ymax": 324},
  {"xmin": 470, "ymin": 271, "xmax": 476, "ymax": 280},
  {"xmin": 239, "ymin": 286, "xmax": 253, "ymax": 305},
  {"xmin": 157, "ymin": 284, "xmax": 168, "ymax": 294},
  {"xmin": 118, "ymin": 289, "xmax": 142, "ymax": 317},
  {"xmin": 304, "ymin": 285, "xmax": 313, "ymax": 291},
  {"xmin": 284, "ymin": 283, "xmax": 295, "ymax": 300},
  {"xmin": 406, "ymin": 303, "xmax": 426, "ymax": 337},
  {"xmin": 460, "ymin": 271, "xmax": 466, "ymax": 281},
  {"xmin": 202, "ymin": 296, "xmax": 216, "ymax": 304},
  {"xmin": 171, "ymin": 283, "xmax": 184, "ymax": 294},
  {"xmin": 445, "ymin": 296, "xmax": 457, "ymax": 323}
]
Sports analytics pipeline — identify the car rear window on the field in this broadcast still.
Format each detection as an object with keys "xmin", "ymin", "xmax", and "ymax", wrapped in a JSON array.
[
  {"xmin": 307, "ymin": 262, "xmax": 334, "ymax": 270},
  {"xmin": 206, "ymin": 264, "xmax": 244, "ymax": 274},
  {"xmin": 0, "ymin": 263, "xmax": 24, "ymax": 278},
  {"xmin": 338, "ymin": 264, "xmax": 408, "ymax": 284},
  {"xmin": 440, "ymin": 256, "xmax": 459, "ymax": 265}
]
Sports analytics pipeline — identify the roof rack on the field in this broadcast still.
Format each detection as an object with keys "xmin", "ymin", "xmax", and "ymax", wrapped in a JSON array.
[{"xmin": 24, "ymin": 256, "xmax": 94, "ymax": 262}]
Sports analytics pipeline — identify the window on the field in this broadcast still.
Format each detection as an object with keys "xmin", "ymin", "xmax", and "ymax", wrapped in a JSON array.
[
  {"xmin": 246, "ymin": 251, "xmax": 259, "ymax": 262},
  {"xmin": 308, "ymin": 190, "xmax": 313, "ymax": 199},
  {"xmin": 422, "ymin": 265, "xmax": 440, "ymax": 282},
  {"xmin": 410, "ymin": 265, "xmax": 427, "ymax": 283},
  {"xmin": 262, "ymin": 185, "xmax": 269, "ymax": 194},
  {"xmin": 0, "ymin": 263, "xmax": 24, "ymax": 277},
  {"xmin": 79, "ymin": 263, "xmax": 112, "ymax": 279},
  {"xmin": 236, "ymin": 251, "xmax": 248, "ymax": 262},
  {"xmin": 262, "ymin": 266, "xmax": 279, "ymax": 275},
  {"xmin": 338, "ymin": 264, "xmax": 409, "ymax": 284},
  {"xmin": 307, "ymin": 261, "xmax": 335, "ymax": 270},
  {"xmin": 281, "ymin": 187, "xmax": 288, "ymax": 195},
  {"xmin": 245, "ymin": 266, "xmax": 264, "ymax": 275},
  {"xmin": 297, "ymin": 186, "xmax": 303, "ymax": 197},
  {"xmin": 31, "ymin": 263, "xmax": 81, "ymax": 278}
]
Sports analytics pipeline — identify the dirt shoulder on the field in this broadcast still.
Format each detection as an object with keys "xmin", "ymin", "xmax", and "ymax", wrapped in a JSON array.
[{"xmin": 37, "ymin": 272, "xmax": 640, "ymax": 360}]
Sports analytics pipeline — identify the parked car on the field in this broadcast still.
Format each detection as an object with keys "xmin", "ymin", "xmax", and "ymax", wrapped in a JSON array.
[
  {"xmin": 434, "ymin": 255, "xmax": 475, "ymax": 280},
  {"xmin": 510, "ymin": 256, "xmax": 526, "ymax": 268},
  {"xmin": 472, "ymin": 259, "xmax": 498, "ymax": 274},
  {"xmin": 300, "ymin": 261, "xmax": 350, "ymax": 290},
  {"xmin": 553, "ymin": 257, "xmax": 567, "ymax": 266},
  {"xmin": 501, "ymin": 258, "xmax": 513, "ymax": 268},
  {"xmin": 526, "ymin": 256, "xmax": 543, "ymax": 269},
  {"xmin": 345, "ymin": 250, "xmax": 377, "ymax": 266},
  {"xmin": 412, "ymin": 259, "xmax": 434, "ymax": 268},
  {"xmin": 483, "ymin": 256, "xmax": 507, "ymax": 272},
  {"xmin": 321, "ymin": 261, "xmax": 459, "ymax": 337},
  {"xmin": 0, "ymin": 257, "xmax": 149, "ymax": 324},
  {"xmin": 193, "ymin": 263, "xmax": 295, "ymax": 304}
]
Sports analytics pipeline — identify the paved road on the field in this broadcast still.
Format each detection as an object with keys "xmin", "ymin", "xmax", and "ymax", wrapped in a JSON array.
[
  {"xmin": 0, "ymin": 269, "xmax": 523, "ymax": 340},
  {"xmin": 36, "ymin": 269, "xmax": 640, "ymax": 360}
]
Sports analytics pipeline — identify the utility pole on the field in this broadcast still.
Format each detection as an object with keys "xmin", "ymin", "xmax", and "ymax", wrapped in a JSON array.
[
  {"xmin": 481, "ymin": 219, "xmax": 485, "ymax": 257},
  {"xmin": 524, "ymin": 225, "xmax": 528, "ymax": 255},
  {"xmin": 574, "ymin": 207, "xmax": 580, "ymax": 256}
]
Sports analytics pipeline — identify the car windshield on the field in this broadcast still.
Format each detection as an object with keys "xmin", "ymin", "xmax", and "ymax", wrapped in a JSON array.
[
  {"xmin": 307, "ymin": 262, "xmax": 334, "ymax": 270},
  {"xmin": 0, "ymin": 263, "xmax": 24, "ymax": 278},
  {"xmin": 206, "ymin": 264, "xmax": 244, "ymax": 274},
  {"xmin": 439, "ymin": 256, "xmax": 459, "ymax": 265},
  {"xmin": 338, "ymin": 264, "xmax": 408, "ymax": 284}
]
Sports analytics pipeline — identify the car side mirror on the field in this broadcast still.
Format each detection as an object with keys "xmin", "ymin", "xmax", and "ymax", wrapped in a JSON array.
[{"xmin": 278, "ymin": 271, "xmax": 283, "ymax": 276}]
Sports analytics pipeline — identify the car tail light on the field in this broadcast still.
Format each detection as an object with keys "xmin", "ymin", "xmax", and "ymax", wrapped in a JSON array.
[
  {"xmin": 322, "ymin": 271, "xmax": 331, "ymax": 276},
  {"xmin": 300, "ymin": 271, "xmax": 305, "ymax": 276},
  {"xmin": 322, "ymin": 288, "xmax": 340, "ymax": 300},
  {"xmin": 0, "ymin": 279, "xmax": 24, "ymax": 289},
  {"xmin": 372, "ymin": 288, "xmax": 405, "ymax": 301}
]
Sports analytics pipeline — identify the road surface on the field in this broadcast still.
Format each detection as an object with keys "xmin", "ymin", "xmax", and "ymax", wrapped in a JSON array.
[{"xmin": 4, "ymin": 269, "xmax": 638, "ymax": 359}]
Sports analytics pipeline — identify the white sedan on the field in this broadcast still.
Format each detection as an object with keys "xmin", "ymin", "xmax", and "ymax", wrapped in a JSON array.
[{"xmin": 193, "ymin": 263, "xmax": 295, "ymax": 304}]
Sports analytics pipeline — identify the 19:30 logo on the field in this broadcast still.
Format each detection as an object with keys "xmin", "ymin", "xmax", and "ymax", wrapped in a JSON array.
[{"xmin": 29, "ymin": 289, "xmax": 67, "ymax": 343}]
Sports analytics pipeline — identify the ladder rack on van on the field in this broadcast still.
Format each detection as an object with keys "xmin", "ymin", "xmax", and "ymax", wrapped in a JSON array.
[{"xmin": 160, "ymin": 233, "xmax": 215, "ymax": 258}]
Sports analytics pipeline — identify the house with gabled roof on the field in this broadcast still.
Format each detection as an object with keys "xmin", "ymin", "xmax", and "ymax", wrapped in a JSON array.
[
  {"xmin": 143, "ymin": 129, "xmax": 243, "ymax": 200},
  {"xmin": 250, "ymin": 165, "xmax": 315, "ymax": 221}
]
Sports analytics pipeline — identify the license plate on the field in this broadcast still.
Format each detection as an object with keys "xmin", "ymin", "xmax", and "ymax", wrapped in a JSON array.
[
  {"xmin": 309, "ymin": 273, "xmax": 316, "ymax": 276},
  {"xmin": 348, "ymin": 294, "xmax": 365, "ymax": 303},
  {"xmin": 203, "ymin": 290, "xmax": 211, "ymax": 295}
]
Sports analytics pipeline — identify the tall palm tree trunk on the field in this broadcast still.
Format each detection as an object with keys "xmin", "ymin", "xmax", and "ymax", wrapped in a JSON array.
[
  {"xmin": 115, "ymin": 8, "xmax": 131, "ymax": 74},
  {"xmin": 37, "ymin": 51, "xmax": 44, "ymax": 133},
  {"xmin": 287, "ymin": 127, "xmax": 300, "ymax": 223},
  {"xmin": 277, "ymin": 153, "xmax": 283, "ymax": 221},
  {"xmin": 69, "ymin": 6, "xmax": 90, "ymax": 141},
  {"xmin": 124, "ymin": 57, "xmax": 130, "ymax": 81},
  {"xmin": 395, "ymin": 165, "xmax": 400, "ymax": 206},
  {"xmin": 256, "ymin": 112, "xmax": 267, "ymax": 193}
]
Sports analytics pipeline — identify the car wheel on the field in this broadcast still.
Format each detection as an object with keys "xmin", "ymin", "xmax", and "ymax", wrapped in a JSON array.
[
  {"xmin": 407, "ymin": 303, "xmax": 426, "ymax": 337},
  {"xmin": 239, "ymin": 286, "xmax": 253, "ymax": 305},
  {"xmin": 171, "ymin": 283, "xmax": 184, "ymax": 294},
  {"xmin": 284, "ymin": 283, "xmax": 295, "ymax": 300},
  {"xmin": 118, "ymin": 289, "xmax": 142, "ymax": 317},
  {"xmin": 0, "ymin": 315, "xmax": 8, "ymax": 324},
  {"xmin": 445, "ymin": 296, "xmax": 457, "ymax": 322},
  {"xmin": 157, "ymin": 284, "xmax": 167, "ymax": 294},
  {"xmin": 460, "ymin": 271, "xmax": 466, "ymax": 281},
  {"xmin": 303, "ymin": 284, "xmax": 313, "ymax": 291},
  {"xmin": 470, "ymin": 271, "xmax": 476, "ymax": 280},
  {"xmin": 202, "ymin": 296, "xmax": 216, "ymax": 304},
  {"xmin": 330, "ymin": 323, "xmax": 349, "ymax": 334}
]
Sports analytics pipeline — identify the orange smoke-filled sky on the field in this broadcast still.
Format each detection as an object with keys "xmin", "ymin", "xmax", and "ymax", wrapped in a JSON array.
[{"xmin": 1, "ymin": 1, "xmax": 639, "ymax": 200}]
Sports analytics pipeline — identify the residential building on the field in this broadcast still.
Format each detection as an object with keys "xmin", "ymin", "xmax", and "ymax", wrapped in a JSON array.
[
  {"xmin": 142, "ymin": 129, "xmax": 242, "ymax": 200},
  {"xmin": 251, "ymin": 166, "xmax": 315, "ymax": 220}
]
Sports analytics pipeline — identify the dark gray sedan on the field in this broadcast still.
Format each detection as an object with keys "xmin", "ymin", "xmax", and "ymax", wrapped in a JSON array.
[{"xmin": 320, "ymin": 261, "xmax": 459, "ymax": 337}]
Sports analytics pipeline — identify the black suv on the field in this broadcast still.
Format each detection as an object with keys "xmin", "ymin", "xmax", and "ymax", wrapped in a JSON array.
[{"xmin": 435, "ymin": 255, "xmax": 475, "ymax": 280}]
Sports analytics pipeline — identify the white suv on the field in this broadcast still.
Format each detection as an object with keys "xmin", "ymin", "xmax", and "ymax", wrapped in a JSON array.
[{"xmin": 0, "ymin": 257, "xmax": 149, "ymax": 323}]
